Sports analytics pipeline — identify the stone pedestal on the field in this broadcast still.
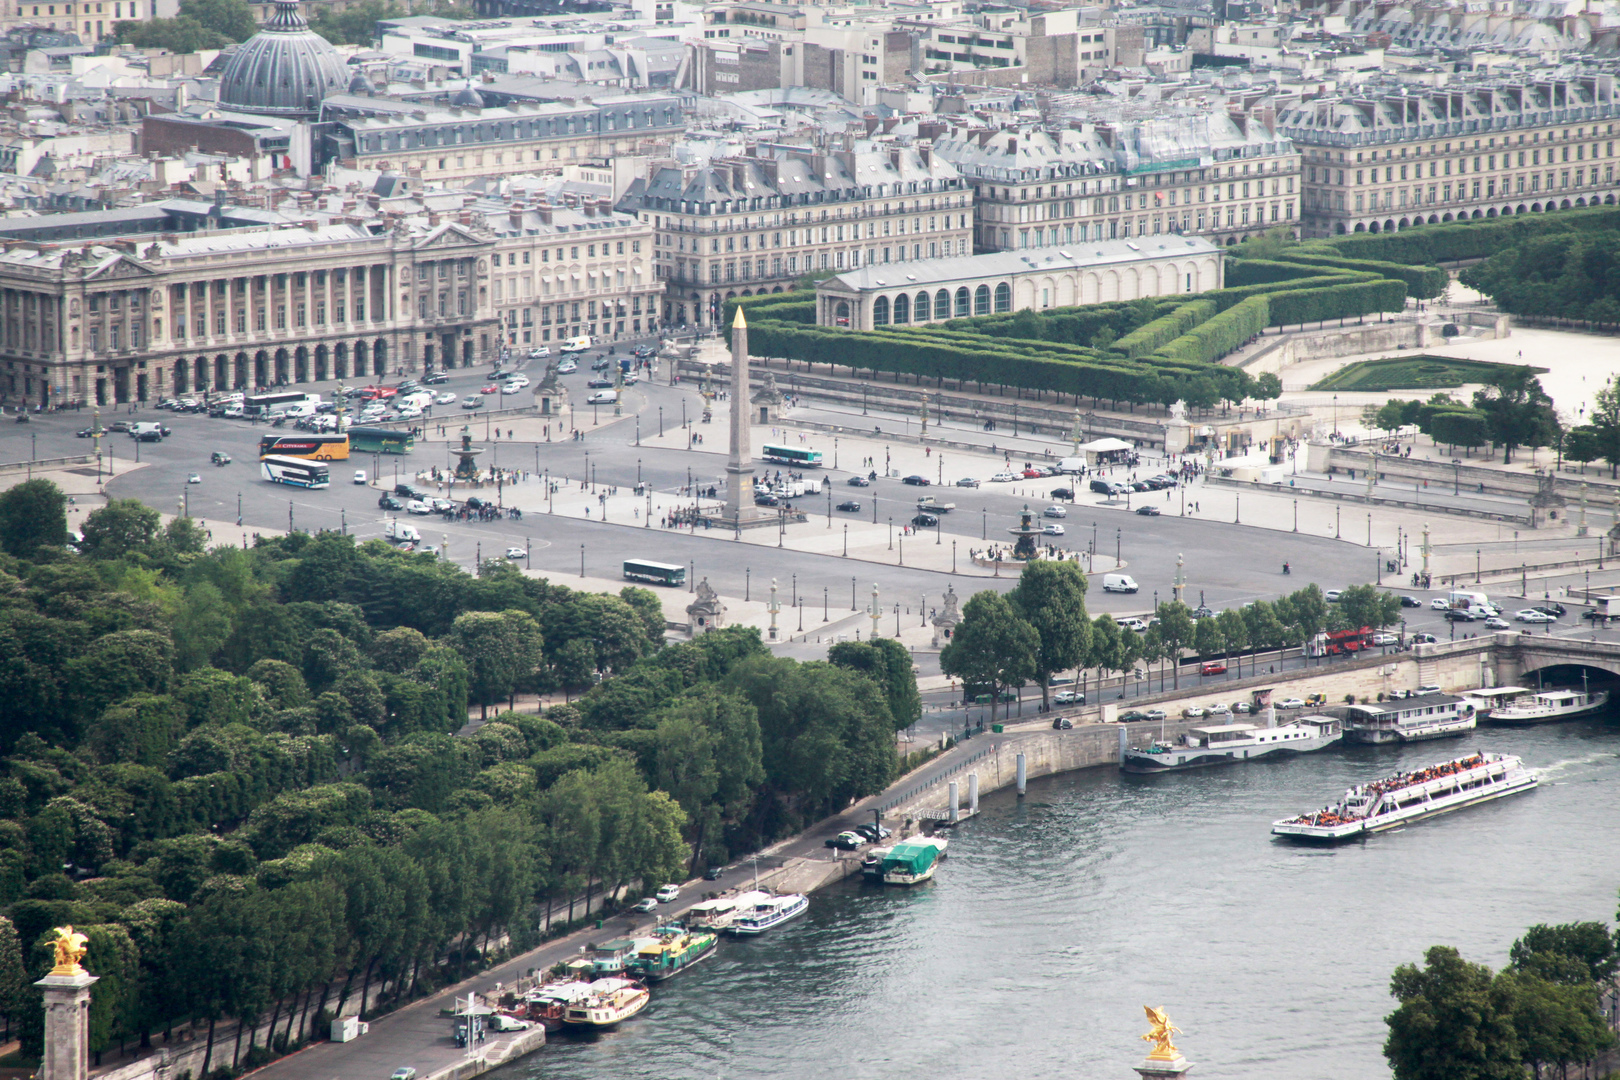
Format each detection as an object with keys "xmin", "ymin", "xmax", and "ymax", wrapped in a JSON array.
[
  {"xmin": 1134, "ymin": 1054, "xmax": 1193, "ymax": 1080},
  {"xmin": 36, "ymin": 971, "xmax": 98, "ymax": 1080}
]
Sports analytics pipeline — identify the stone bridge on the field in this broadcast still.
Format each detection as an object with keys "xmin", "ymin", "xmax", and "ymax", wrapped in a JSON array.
[{"xmin": 1412, "ymin": 633, "xmax": 1620, "ymax": 690}]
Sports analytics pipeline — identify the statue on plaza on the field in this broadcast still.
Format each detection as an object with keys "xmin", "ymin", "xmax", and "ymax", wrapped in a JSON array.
[
  {"xmin": 49, "ymin": 926, "xmax": 88, "ymax": 976},
  {"xmin": 1141, "ymin": 1006, "xmax": 1182, "ymax": 1061}
]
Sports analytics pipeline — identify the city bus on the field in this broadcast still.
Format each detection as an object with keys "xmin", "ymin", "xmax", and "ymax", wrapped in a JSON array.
[
  {"xmin": 258, "ymin": 433, "xmax": 350, "ymax": 461},
  {"xmin": 623, "ymin": 559, "xmax": 686, "ymax": 587},
  {"xmin": 261, "ymin": 455, "xmax": 331, "ymax": 489},
  {"xmin": 348, "ymin": 426, "xmax": 416, "ymax": 455},
  {"xmin": 245, "ymin": 391, "xmax": 318, "ymax": 417},
  {"xmin": 760, "ymin": 444, "xmax": 823, "ymax": 468}
]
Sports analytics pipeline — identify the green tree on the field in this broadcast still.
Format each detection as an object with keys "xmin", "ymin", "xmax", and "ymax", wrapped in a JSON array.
[
  {"xmin": 1215, "ymin": 607, "xmax": 1248, "ymax": 678},
  {"xmin": 827, "ymin": 638, "xmax": 921, "ymax": 729},
  {"xmin": 939, "ymin": 591, "xmax": 1038, "ymax": 723},
  {"xmin": 1582, "ymin": 375, "xmax": 1620, "ymax": 477},
  {"xmin": 1192, "ymin": 615, "xmax": 1224, "ymax": 664},
  {"xmin": 77, "ymin": 499, "xmax": 161, "ymax": 561},
  {"xmin": 1330, "ymin": 584, "xmax": 1402, "ymax": 633},
  {"xmin": 450, "ymin": 610, "xmax": 543, "ymax": 718},
  {"xmin": 1385, "ymin": 946, "xmax": 1523, "ymax": 1080},
  {"xmin": 0, "ymin": 916, "xmax": 30, "ymax": 1034},
  {"xmin": 1008, "ymin": 561, "xmax": 1091, "ymax": 709},
  {"xmin": 1508, "ymin": 922, "xmax": 1618, "ymax": 985},
  {"xmin": 618, "ymin": 586, "xmax": 668, "ymax": 651},
  {"xmin": 1428, "ymin": 410, "xmax": 1490, "ymax": 454},
  {"xmin": 1499, "ymin": 970, "xmax": 1615, "ymax": 1080},
  {"xmin": 113, "ymin": 16, "xmax": 232, "ymax": 51},
  {"xmin": 1153, "ymin": 602, "xmax": 1196, "ymax": 689},
  {"xmin": 1473, "ymin": 368, "xmax": 1560, "ymax": 464},
  {"xmin": 179, "ymin": 0, "xmax": 257, "ymax": 38},
  {"xmin": 0, "ymin": 479, "xmax": 68, "ymax": 560}
]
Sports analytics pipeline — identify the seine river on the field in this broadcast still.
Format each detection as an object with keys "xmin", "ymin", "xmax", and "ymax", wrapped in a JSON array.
[{"xmin": 509, "ymin": 719, "xmax": 1620, "ymax": 1080}]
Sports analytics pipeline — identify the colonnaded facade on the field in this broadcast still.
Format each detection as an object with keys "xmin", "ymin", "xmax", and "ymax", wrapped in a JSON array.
[
  {"xmin": 812, "ymin": 237, "xmax": 1224, "ymax": 329},
  {"xmin": 0, "ymin": 218, "xmax": 502, "ymax": 408}
]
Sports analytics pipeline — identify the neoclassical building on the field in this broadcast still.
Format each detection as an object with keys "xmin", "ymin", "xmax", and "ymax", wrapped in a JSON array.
[
  {"xmin": 0, "ymin": 218, "xmax": 501, "ymax": 408},
  {"xmin": 813, "ymin": 237, "xmax": 1223, "ymax": 329}
]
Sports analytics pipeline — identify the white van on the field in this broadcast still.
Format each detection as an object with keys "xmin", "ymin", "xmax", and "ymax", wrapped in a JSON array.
[
  {"xmin": 560, "ymin": 336, "xmax": 593, "ymax": 354},
  {"xmin": 1447, "ymin": 590, "xmax": 1491, "ymax": 612},
  {"xmin": 279, "ymin": 401, "xmax": 318, "ymax": 419},
  {"xmin": 384, "ymin": 520, "xmax": 421, "ymax": 544},
  {"xmin": 1102, "ymin": 574, "xmax": 1139, "ymax": 593}
]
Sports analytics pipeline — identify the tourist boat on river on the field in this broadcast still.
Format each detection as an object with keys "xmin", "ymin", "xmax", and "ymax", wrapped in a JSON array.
[
  {"xmin": 1485, "ymin": 684, "xmax": 1609, "ymax": 724},
  {"xmin": 561, "ymin": 978, "xmax": 650, "ymax": 1029},
  {"xmin": 627, "ymin": 926, "xmax": 718, "ymax": 982},
  {"xmin": 524, "ymin": 981, "xmax": 594, "ymax": 1031},
  {"xmin": 1340, "ymin": 693, "xmax": 1475, "ymax": 743},
  {"xmin": 686, "ymin": 891, "xmax": 769, "ymax": 930},
  {"xmin": 1271, "ymin": 751, "xmax": 1537, "ymax": 842},
  {"xmin": 1457, "ymin": 686, "xmax": 1532, "ymax": 720},
  {"xmin": 1121, "ymin": 717, "xmax": 1341, "ymax": 773},
  {"xmin": 880, "ymin": 837, "xmax": 948, "ymax": 885},
  {"xmin": 727, "ymin": 892, "xmax": 809, "ymax": 935}
]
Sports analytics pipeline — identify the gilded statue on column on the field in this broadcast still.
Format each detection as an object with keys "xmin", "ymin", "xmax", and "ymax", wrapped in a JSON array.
[
  {"xmin": 49, "ymin": 926, "xmax": 89, "ymax": 976},
  {"xmin": 1141, "ymin": 1005, "xmax": 1182, "ymax": 1061}
]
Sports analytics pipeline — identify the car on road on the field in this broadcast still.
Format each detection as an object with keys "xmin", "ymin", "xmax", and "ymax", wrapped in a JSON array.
[
  {"xmin": 1532, "ymin": 604, "xmax": 1566, "ymax": 618},
  {"xmin": 824, "ymin": 832, "xmax": 863, "ymax": 851},
  {"xmin": 990, "ymin": 471, "xmax": 1018, "ymax": 483},
  {"xmin": 1207, "ymin": 704, "xmax": 1232, "ymax": 717},
  {"xmin": 503, "ymin": 546, "xmax": 527, "ymax": 560},
  {"xmin": 379, "ymin": 495, "xmax": 405, "ymax": 510},
  {"xmin": 423, "ymin": 372, "xmax": 449, "ymax": 385},
  {"xmin": 854, "ymin": 824, "xmax": 890, "ymax": 841},
  {"xmin": 1430, "ymin": 598, "xmax": 1450, "ymax": 610},
  {"xmin": 956, "ymin": 477, "xmax": 981, "ymax": 488},
  {"xmin": 1115, "ymin": 616, "xmax": 1148, "ymax": 633},
  {"xmin": 1041, "ymin": 522, "xmax": 1065, "ymax": 535},
  {"xmin": 500, "ymin": 383, "xmax": 523, "ymax": 395},
  {"xmin": 1199, "ymin": 661, "xmax": 1227, "ymax": 676},
  {"xmin": 479, "ymin": 384, "xmax": 499, "ymax": 394},
  {"xmin": 846, "ymin": 476, "xmax": 871, "ymax": 487},
  {"xmin": 1515, "ymin": 609, "xmax": 1555, "ymax": 623},
  {"xmin": 76, "ymin": 427, "xmax": 96, "ymax": 438},
  {"xmin": 460, "ymin": 398, "xmax": 484, "ymax": 409},
  {"xmin": 587, "ymin": 377, "xmax": 614, "ymax": 389},
  {"xmin": 1191, "ymin": 606, "xmax": 1215, "ymax": 619},
  {"xmin": 1043, "ymin": 505, "xmax": 1067, "ymax": 518},
  {"xmin": 1052, "ymin": 717, "xmax": 1074, "ymax": 730},
  {"xmin": 1119, "ymin": 711, "xmax": 1150, "ymax": 722},
  {"xmin": 1372, "ymin": 632, "xmax": 1399, "ymax": 646},
  {"xmin": 1233, "ymin": 702, "xmax": 1253, "ymax": 715},
  {"xmin": 754, "ymin": 492, "xmax": 780, "ymax": 507},
  {"xmin": 184, "ymin": 473, "xmax": 201, "ymax": 484},
  {"xmin": 587, "ymin": 390, "xmax": 616, "ymax": 405},
  {"xmin": 902, "ymin": 475, "xmax": 930, "ymax": 486},
  {"xmin": 1144, "ymin": 709, "xmax": 1167, "ymax": 721},
  {"xmin": 1400, "ymin": 595, "xmax": 1423, "ymax": 607},
  {"xmin": 656, "ymin": 884, "xmax": 681, "ymax": 903},
  {"xmin": 1444, "ymin": 608, "xmax": 1479, "ymax": 622},
  {"xmin": 632, "ymin": 898, "xmax": 658, "ymax": 914},
  {"xmin": 1410, "ymin": 633, "xmax": 1438, "ymax": 644},
  {"xmin": 1484, "ymin": 616, "xmax": 1511, "ymax": 630},
  {"xmin": 352, "ymin": 470, "xmax": 368, "ymax": 485},
  {"xmin": 1135, "ymin": 505, "xmax": 1161, "ymax": 516},
  {"xmin": 703, "ymin": 865, "xmax": 725, "ymax": 881},
  {"xmin": 1054, "ymin": 689, "xmax": 1084, "ymax": 705},
  {"xmin": 911, "ymin": 512, "xmax": 939, "ymax": 528},
  {"xmin": 836, "ymin": 500, "xmax": 861, "ymax": 512},
  {"xmin": 1182, "ymin": 706, "xmax": 1207, "ymax": 719},
  {"xmin": 1324, "ymin": 589, "xmax": 1343, "ymax": 602},
  {"xmin": 1277, "ymin": 698, "xmax": 1306, "ymax": 709},
  {"xmin": 392, "ymin": 1068, "xmax": 417, "ymax": 1080},
  {"xmin": 434, "ymin": 393, "xmax": 457, "ymax": 405},
  {"xmin": 405, "ymin": 500, "xmax": 431, "ymax": 515},
  {"xmin": 211, "ymin": 451, "xmax": 231, "ymax": 465}
]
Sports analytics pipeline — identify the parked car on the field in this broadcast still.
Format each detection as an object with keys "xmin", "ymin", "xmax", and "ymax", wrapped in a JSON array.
[
  {"xmin": 902, "ymin": 475, "xmax": 930, "ymax": 486},
  {"xmin": 632, "ymin": 898, "xmax": 658, "ymax": 914},
  {"xmin": 836, "ymin": 500, "xmax": 862, "ymax": 512},
  {"xmin": 1278, "ymin": 698, "xmax": 1306, "ymax": 709},
  {"xmin": 1324, "ymin": 589, "xmax": 1343, "ymax": 602},
  {"xmin": 956, "ymin": 477, "xmax": 981, "ymax": 488},
  {"xmin": 1054, "ymin": 690, "xmax": 1084, "ymax": 705},
  {"xmin": 1145, "ymin": 709, "xmax": 1168, "ymax": 721},
  {"xmin": 990, "ymin": 471, "xmax": 1018, "ymax": 483},
  {"xmin": 823, "ymin": 832, "xmax": 862, "ymax": 851},
  {"xmin": 1052, "ymin": 718, "xmax": 1074, "ymax": 730},
  {"xmin": 655, "ymin": 884, "xmax": 681, "ymax": 903},
  {"xmin": 1118, "ymin": 711, "xmax": 1150, "ymax": 722},
  {"xmin": 1410, "ymin": 633, "xmax": 1438, "ymax": 644},
  {"xmin": 1372, "ymin": 631, "xmax": 1399, "ymax": 646},
  {"xmin": 1199, "ymin": 661, "xmax": 1227, "ymax": 676},
  {"xmin": 703, "ymin": 865, "xmax": 725, "ymax": 881},
  {"xmin": 846, "ymin": 476, "xmax": 871, "ymax": 487},
  {"xmin": 1207, "ymin": 704, "xmax": 1232, "ymax": 716},
  {"xmin": 854, "ymin": 824, "xmax": 890, "ymax": 841},
  {"xmin": 1182, "ymin": 706, "xmax": 1207, "ymax": 719},
  {"xmin": 1136, "ymin": 506, "xmax": 1162, "ymax": 516}
]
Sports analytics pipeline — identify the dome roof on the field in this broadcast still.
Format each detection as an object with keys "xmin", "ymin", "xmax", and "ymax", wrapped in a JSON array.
[
  {"xmin": 219, "ymin": 0, "xmax": 349, "ymax": 119},
  {"xmin": 347, "ymin": 71, "xmax": 371, "ymax": 93},
  {"xmin": 450, "ymin": 82, "xmax": 484, "ymax": 107}
]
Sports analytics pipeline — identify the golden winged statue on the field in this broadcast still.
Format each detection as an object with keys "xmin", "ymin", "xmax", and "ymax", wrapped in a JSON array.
[
  {"xmin": 49, "ymin": 926, "xmax": 89, "ymax": 976},
  {"xmin": 1141, "ymin": 1005, "xmax": 1182, "ymax": 1061}
]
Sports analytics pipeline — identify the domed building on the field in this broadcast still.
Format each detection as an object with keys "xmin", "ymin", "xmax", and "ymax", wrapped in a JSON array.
[{"xmin": 219, "ymin": 0, "xmax": 349, "ymax": 119}]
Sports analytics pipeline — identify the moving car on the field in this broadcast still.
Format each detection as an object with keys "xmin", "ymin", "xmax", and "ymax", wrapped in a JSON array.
[
  {"xmin": 505, "ymin": 546, "xmax": 526, "ymax": 560},
  {"xmin": 1484, "ymin": 617, "xmax": 1511, "ymax": 630},
  {"xmin": 392, "ymin": 1069, "xmax": 417, "ymax": 1080},
  {"xmin": 1430, "ymin": 598, "xmax": 1450, "ymax": 610},
  {"xmin": 1043, "ymin": 505, "xmax": 1067, "ymax": 518},
  {"xmin": 379, "ymin": 495, "xmax": 405, "ymax": 510},
  {"xmin": 703, "ymin": 865, "xmax": 725, "ymax": 881},
  {"xmin": 655, "ymin": 884, "xmax": 681, "ymax": 903},
  {"xmin": 1050, "ymin": 487, "xmax": 1074, "ymax": 500},
  {"xmin": 956, "ymin": 477, "xmax": 981, "ymax": 488},
  {"xmin": 423, "ymin": 372, "xmax": 449, "ymax": 385},
  {"xmin": 587, "ymin": 377, "xmax": 614, "ymax": 389},
  {"xmin": 1444, "ymin": 608, "xmax": 1479, "ymax": 622},
  {"xmin": 1532, "ymin": 603, "xmax": 1567, "ymax": 617},
  {"xmin": 1324, "ymin": 589, "xmax": 1343, "ymax": 602},
  {"xmin": 1136, "ymin": 506, "xmax": 1161, "ymax": 516},
  {"xmin": 435, "ymin": 393, "xmax": 457, "ymax": 405},
  {"xmin": 211, "ymin": 451, "xmax": 231, "ymax": 465},
  {"xmin": 902, "ymin": 475, "xmax": 930, "ymax": 486},
  {"xmin": 587, "ymin": 390, "xmax": 616, "ymax": 405},
  {"xmin": 354, "ymin": 470, "xmax": 367, "ymax": 485},
  {"xmin": 1041, "ymin": 523, "xmax": 1065, "ymax": 535},
  {"xmin": 1400, "ymin": 595, "xmax": 1423, "ymax": 607},
  {"xmin": 186, "ymin": 473, "xmax": 202, "ymax": 484},
  {"xmin": 911, "ymin": 512, "xmax": 940, "ymax": 527},
  {"xmin": 1372, "ymin": 632, "xmax": 1398, "ymax": 645},
  {"xmin": 501, "ymin": 383, "xmax": 523, "ymax": 395},
  {"xmin": 461, "ymin": 398, "xmax": 484, "ymax": 409},
  {"xmin": 556, "ymin": 359, "xmax": 578, "ymax": 374},
  {"xmin": 406, "ymin": 500, "xmax": 432, "ymax": 515},
  {"xmin": 1410, "ymin": 633, "xmax": 1438, "ymax": 644},
  {"xmin": 1515, "ymin": 609, "xmax": 1555, "ymax": 623},
  {"xmin": 836, "ymin": 500, "xmax": 862, "ymax": 512},
  {"xmin": 846, "ymin": 476, "xmax": 871, "ymax": 487},
  {"xmin": 632, "ymin": 898, "xmax": 658, "ymax": 914},
  {"xmin": 480, "ymin": 384, "xmax": 499, "ymax": 394},
  {"xmin": 1054, "ymin": 689, "xmax": 1084, "ymax": 705}
]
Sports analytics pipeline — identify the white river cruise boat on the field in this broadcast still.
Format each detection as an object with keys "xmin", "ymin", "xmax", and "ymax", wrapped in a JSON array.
[
  {"xmin": 1121, "ymin": 716, "xmax": 1341, "ymax": 773},
  {"xmin": 1340, "ymin": 693, "xmax": 1475, "ymax": 743},
  {"xmin": 1271, "ymin": 751, "xmax": 1537, "ymax": 842},
  {"xmin": 561, "ymin": 978, "xmax": 649, "ymax": 1029},
  {"xmin": 727, "ymin": 892, "xmax": 809, "ymax": 935},
  {"xmin": 1486, "ymin": 685, "xmax": 1609, "ymax": 724}
]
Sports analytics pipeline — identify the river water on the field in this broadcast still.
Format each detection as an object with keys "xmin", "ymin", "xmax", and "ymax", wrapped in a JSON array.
[{"xmin": 508, "ymin": 719, "xmax": 1620, "ymax": 1080}]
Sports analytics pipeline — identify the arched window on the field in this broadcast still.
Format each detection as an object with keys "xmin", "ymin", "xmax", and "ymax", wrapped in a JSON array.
[
  {"xmin": 872, "ymin": 296, "xmax": 890, "ymax": 325},
  {"xmin": 915, "ymin": 291, "xmax": 931, "ymax": 321},
  {"xmin": 935, "ymin": 289, "xmax": 951, "ymax": 321},
  {"xmin": 893, "ymin": 293, "xmax": 910, "ymax": 324},
  {"xmin": 955, "ymin": 287, "xmax": 970, "ymax": 317},
  {"xmin": 974, "ymin": 284, "xmax": 991, "ymax": 315},
  {"xmin": 834, "ymin": 301, "xmax": 850, "ymax": 327},
  {"xmin": 994, "ymin": 282, "xmax": 1012, "ymax": 313}
]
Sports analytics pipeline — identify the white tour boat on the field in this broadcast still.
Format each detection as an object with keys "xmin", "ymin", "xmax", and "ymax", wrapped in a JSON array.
[
  {"xmin": 1486, "ymin": 684, "xmax": 1609, "ymax": 724},
  {"xmin": 727, "ymin": 892, "xmax": 809, "ymax": 935},
  {"xmin": 1121, "ymin": 716, "xmax": 1341, "ymax": 773},
  {"xmin": 1457, "ymin": 686, "xmax": 1532, "ymax": 720},
  {"xmin": 1271, "ymin": 751, "xmax": 1537, "ymax": 842},
  {"xmin": 1340, "ymin": 693, "xmax": 1476, "ymax": 743},
  {"xmin": 685, "ymin": 890, "xmax": 772, "ymax": 931}
]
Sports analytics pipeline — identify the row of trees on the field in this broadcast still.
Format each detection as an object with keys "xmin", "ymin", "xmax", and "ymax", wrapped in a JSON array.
[
  {"xmin": 0, "ymin": 479, "xmax": 919, "ymax": 1064},
  {"xmin": 939, "ymin": 577, "xmax": 1401, "ymax": 715},
  {"xmin": 1385, "ymin": 913, "xmax": 1619, "ymax": 1080},
  {"xmin": 1375, "ymin": 367, "xmax": 1562, "ymax": 464},
  {"xmin": 1461, "ymin": 230, "xmax": 1620, "ymax": 325}
]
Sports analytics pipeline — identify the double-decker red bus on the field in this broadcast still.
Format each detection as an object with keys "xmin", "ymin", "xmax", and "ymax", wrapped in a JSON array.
[{"xmin": 1308, "ymin": 626, "xmax": 1372, "ymax": 658}]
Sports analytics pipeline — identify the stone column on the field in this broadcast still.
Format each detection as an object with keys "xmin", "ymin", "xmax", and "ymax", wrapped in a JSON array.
[{"xmin": 36, "ymin": 970, "xmax": 97, "ymax": 1080}]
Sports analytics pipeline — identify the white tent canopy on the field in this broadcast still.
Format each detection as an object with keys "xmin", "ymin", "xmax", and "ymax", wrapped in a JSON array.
[{"xmin": 1078, "ymin": 437, "xmax": 1133, "ymax": 453}]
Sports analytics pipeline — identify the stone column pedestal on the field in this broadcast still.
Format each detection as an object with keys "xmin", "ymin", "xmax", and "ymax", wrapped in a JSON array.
[
  {"xmin": 36, "ymin": 971, "xmax": 98, "ymax": 1080},
  {"xmin": 1134, "ymin": 1054, "xmax": 1193, "ymax": 1080}
]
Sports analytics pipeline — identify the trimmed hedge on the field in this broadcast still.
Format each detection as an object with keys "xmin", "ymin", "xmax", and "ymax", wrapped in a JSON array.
[
  {"xmin": 1325, "ymin": 205, "xmax": 1620, "ymax": 265},
  {"xmin": 1277, "ymin": 249, "xmax": 1448, "ymax": 300},
  {"xmin": 1112, "ymin": 299, "xmax": 1217, "ymax": 359},
  {"xmin": 1266, "ymin": 279, "xmax": 1408, "ymax": 326},
  {"xmin": 1152, "ymin": 296, "xmax": 1270, "ymax": 366},
  {"xmin": 1224, "ymin": 259, "xmax": 1356, "ymax": 287}
]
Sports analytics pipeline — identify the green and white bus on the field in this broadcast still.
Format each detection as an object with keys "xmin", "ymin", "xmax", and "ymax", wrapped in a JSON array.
[
  {"xmin": 760, "ymin": 444, "xmax": 822, "ymax": 468},
  {"xmin": 623, "ymin": 559, "xmax": 686, "ymax": 587},
  {"xmin": 349, "ymin": 426, "xmax": 416, "ymax": 455}
]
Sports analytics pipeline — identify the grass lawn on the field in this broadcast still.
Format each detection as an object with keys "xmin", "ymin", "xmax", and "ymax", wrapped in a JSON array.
[{"xmin": 1308, "ymin": 355, "xmax": 1548, "ymax": 392}]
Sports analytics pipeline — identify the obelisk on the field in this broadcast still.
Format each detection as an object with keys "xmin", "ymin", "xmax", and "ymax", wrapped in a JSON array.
[{"xmin": 723, "ymin": 305, "xmax": 756, "ymax": 524}]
